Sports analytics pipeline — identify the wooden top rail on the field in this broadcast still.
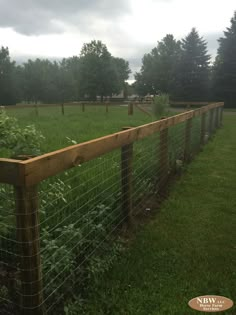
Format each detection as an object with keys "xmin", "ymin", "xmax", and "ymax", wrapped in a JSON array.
[
  {"xmin": 0, "ymin": 102, "xmax": 224, "ymax": 187},
  {"xmin": 0, "ymin": 159, "xmax": 24, "ymax": 186}
]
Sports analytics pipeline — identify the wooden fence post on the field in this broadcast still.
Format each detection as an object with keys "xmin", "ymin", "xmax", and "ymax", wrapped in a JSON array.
[
  {"xmin": 184, "ymin": 117, "xmax": 192, "ymax": 162},
  {"xmin": 128, "ymin": 102, "xmax": 133, "ymax": 115},
  {"xmin": 159, "ymin": 118, "xmax": 169, "ymax": 188},
  {"xmin": 121, "ymin": 127, "xmax": 133, "ymax": 226},
  {"xmin": 200, "ymin": 112, "xmax": 206, "ymax": 146},
  {"xmin": 14, "ymin": 185, "xmax": 44, "ymax": 315},
  {"xmin": 61, "ymin": 103, "xmax": 65, "ymax": 116}
]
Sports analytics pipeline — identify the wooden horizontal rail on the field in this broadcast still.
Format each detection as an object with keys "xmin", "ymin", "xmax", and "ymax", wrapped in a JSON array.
[
  {"xmin": 0, "ymin": 102, "xmax": 224, "ymax": 187},
  {"xmin": 0, "ymin": 158, "xmax": 24, "ymax": 185}
]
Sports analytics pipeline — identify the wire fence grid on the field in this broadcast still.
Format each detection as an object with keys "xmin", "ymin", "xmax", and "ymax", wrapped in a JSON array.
[{"xmin": 0, "ymin": 104, "xmax": 223, "ymax": 314}]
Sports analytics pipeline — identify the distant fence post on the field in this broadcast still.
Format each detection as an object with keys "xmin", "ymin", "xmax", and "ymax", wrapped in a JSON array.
[
  {"xmin": 184, "ymin": 117, "xmax": 192, "ymax": 162},
  {"xmin": 35, "ymin": 104, "xmax": 39, "ymax": 117},
  {"xmin": 106, "ymin": 102, "xmax": 109, "ymax": 113},
  {"xmin": 61, "ymin": 103, "xmax": 65, "ymax": 116},
  {"xmin": 128, "ymin": 102, "xmax": 133, "ymax": 115},
  {"xmin": 121, "ymin": 127, "xmax": 133, "ymax": 226},
  {"xmin": 14, "ymin": 184, "xmax": 44, "ymax": 315},
  {"xmin": 159, "ymin": 118, "xmax": 169, "ymax": 188},
  {"xmin": 200, "ymin": 112, "xmax": 206, "ymax": 146},
  {"xmin": 82, "ymin": 103, "xmax": 85, "ymax": 112}
]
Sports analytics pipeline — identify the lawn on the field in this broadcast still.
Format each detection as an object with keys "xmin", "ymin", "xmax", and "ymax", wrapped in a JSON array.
[
  {"xmin": 5, "ymin": 105, "xmax": 154, "ymax": 154},
  {"xmin": 80, "ymin": 114, "xmax": 236, "ymax": 315}
]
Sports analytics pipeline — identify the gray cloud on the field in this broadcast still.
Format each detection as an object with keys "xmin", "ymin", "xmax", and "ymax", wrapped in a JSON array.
[
  {"xmin": 0, "ymin": 0, "xmax": 131, "ymax": 35},
  {"xmin": 203, "ymin": 32, "xmax": 222, "ymax": 56}
]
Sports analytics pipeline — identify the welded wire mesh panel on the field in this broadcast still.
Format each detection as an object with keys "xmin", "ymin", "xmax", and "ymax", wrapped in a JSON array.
[
  {"xmin": 132, "ymin": 133, "xmax": 159, "ymax": 216},
  {"xmin": 0, "ymin": 184, "xmax": 18, "ymax": 315},
  {"xmin": 168, "ymin": 122, "xmax": 186, "ymax": 171},
  {"xmin": 0, "ymin": 106, "xmax": 222, "ymax": 315},
  {"xmin": 190, "ymin": 116, "xmax": 201, "ymax": 155},
  {"xmin": 38, "ymin": 149, "xmax": 124, "ymax": 313}
]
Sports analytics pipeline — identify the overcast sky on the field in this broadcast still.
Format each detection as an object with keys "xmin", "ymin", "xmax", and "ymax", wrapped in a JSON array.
[{"xmin": 0, "ymin": 0, "xmax": 235, "ymax": 81}]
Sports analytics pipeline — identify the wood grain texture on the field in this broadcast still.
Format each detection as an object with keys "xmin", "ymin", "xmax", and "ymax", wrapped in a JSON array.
[{"xmin": 0, "ymin": 159, "xmax": 24, "ymax": 185}]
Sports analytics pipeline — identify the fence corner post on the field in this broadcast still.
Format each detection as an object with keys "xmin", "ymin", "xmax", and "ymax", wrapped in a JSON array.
[
  {"xmin": 121, "ymin": 127, "xmax": 133, "ymax": 227},
  {"xmin": 14, "ymin": 157, "xmax": 44, "ymax": 315}
]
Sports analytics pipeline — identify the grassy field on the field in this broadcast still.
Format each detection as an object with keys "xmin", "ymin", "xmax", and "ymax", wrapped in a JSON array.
[
  {"xmin": 79, "ymin": 114, "xmax": 236, "ymax": 315},
  {"xmin": 4, "ymin": 105, "xmax": 154, "ymax": 154}
]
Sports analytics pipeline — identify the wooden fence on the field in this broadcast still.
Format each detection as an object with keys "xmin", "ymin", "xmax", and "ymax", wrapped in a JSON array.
[
  {"xmin": 2, "ymin": 100, "xmax": 214, "ymax": 116},
  {"xmin": 0, "ymin": 102, "xmax": 224, "ymax": 314},
  {"xmin": 2, "ymin": 101, "xmax": 119, "ymax": 114}
]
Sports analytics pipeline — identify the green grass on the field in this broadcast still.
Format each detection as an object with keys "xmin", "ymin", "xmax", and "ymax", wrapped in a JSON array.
[
  {"xmin": 81, "ymin": 114, "xmax": 236, "ymax": 315},
  {"xmin": 5, "ymin": 105, "xmax": 154, "ymax": 153}
]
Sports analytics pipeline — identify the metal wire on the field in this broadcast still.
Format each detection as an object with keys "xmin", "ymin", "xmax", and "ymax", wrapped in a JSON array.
[{"xmin": 0, "ymin": 107, "xmax": 222, "ymax": 314}]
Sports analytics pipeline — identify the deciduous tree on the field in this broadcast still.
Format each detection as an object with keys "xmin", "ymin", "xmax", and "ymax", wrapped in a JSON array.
[{"xmin": 134, "ymin": 35, "xmax": 181, "ymax": 96}]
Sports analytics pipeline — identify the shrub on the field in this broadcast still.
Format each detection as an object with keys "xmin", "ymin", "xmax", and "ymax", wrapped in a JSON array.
[
  {"xmin": 152, "ymin": 94, "xmax": 170, "ymax": 117},
  {"xmin": 0, "ymin": 109, "xmax": 45, "ymax": 157}
]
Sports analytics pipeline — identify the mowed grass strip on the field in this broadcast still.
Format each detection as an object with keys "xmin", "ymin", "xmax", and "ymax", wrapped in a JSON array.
[{"xmin": 84, "ymin": 114, "xmax": 236, "ymax": 315}]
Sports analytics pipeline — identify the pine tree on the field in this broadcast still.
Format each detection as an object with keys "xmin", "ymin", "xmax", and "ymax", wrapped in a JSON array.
[
  {"xmin": 213, "ymin": 12, "xmax": 236, "ymax": 107},
  {"xmin": 176, "ymin": 28, "xmax": 210, "ymax": 101}
]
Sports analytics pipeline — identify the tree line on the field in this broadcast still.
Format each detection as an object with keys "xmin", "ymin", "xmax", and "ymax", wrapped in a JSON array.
[
  {"xmin": 0, "ymin": 12, "xmax": 236, "ymax": 107},
  {"xmin": 134, "ymin": 12, "xmax": 236, "ymax": 107},
  {"xmin": 0, "ymin": 40, "xmax": 130, "ymax": 105}
]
